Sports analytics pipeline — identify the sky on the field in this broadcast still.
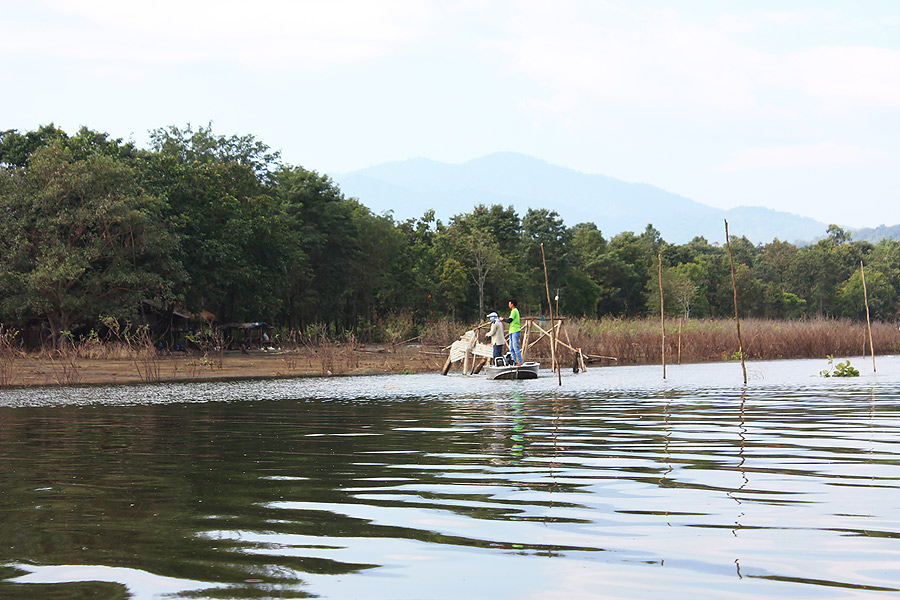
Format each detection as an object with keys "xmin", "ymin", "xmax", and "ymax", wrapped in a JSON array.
[{"xmin": 2, "ymin": 0, "xmax": 900, "ymax": 228}]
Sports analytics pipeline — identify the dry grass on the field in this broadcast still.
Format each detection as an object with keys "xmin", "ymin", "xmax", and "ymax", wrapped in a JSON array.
[
  {"xmin": 5, "ymin": 316, "xmax": 895, "ymax": 388},
  {"xmin": 419, "ymin": 317, "xmax": 468, "ymax": 346},
  {"xmin": 0, "ymin": 325, "xmax": 22, "ymax": 386},
  {"xmin": 562, "ymin": 317, "xmax": 900, "ymax": 365},
  {"xmin": 421, "ymin": 316, "xmax": 900, "ymax": 366}
]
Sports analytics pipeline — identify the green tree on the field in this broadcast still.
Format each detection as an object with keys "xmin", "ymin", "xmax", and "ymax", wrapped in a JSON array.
[
  {"xmin": 677, "ymin": 262, "xmax": 710, "ymax": 317},
  {"xmin": 438, "ymin": 258, "xmax": 469, "ymax": 320},
  {"xmin": 349, "ymin": 206, "xmax": 406, "ymax": 334},
  {"xmin": 438, "ymin": 207, "xmax": 516, "ymax": 320},
  {"xmin": 595, "ymin": 230, "xmax": 657, "ymax": 316},
  {"xmin": 464, "ymin": 229, "xmax": 507, "ymax": 317},
  {"xmin": 397, "ymin": 210, "xmax": 441, "ymax": 318},
  {"xmin": 521, "ymin": 208, "xmax": 571, "ymax": 311},
  {"xmin": 561, "ymin": 270, "xmax": 601, "ymax": 316},
  {"xmin": 866, "ymin": 240, "xmax": 900, "ymax": 303},
  {"xmin": 149, "ymin": 123, "xmax": 281, "ymax": 181},
  {"xmin": 0, "ymin": 143, "xmax": 178, "ymax": 346},
  {"xmin": 0, "ymin": 124, "xmax": 69, "ymax": 167},
  {"xmin": 274, "ymin": 166, "xmax": 359, "ymax": 329},
  {"xmin": 796, "ymin": 227, "xmax": 872, "ymax": 317},
  {"xmin": 837, "ymin": 268, "xmax": 897, "ymax": 321},
  {"xmin": 145, "ymin": 148, "xmax": 294, "ymax": 322}
]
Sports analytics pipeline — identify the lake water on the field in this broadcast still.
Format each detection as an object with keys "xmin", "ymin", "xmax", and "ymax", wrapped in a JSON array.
[{"xmin": 1, "ymin": 356, "xmax": 898, "ymax": 599}]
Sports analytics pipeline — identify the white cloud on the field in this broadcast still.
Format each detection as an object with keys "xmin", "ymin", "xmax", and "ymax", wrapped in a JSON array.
[
  {"xmin": 487, "ymin": 3, "xmax": 900, "ymax": 123},
  {"xmin": 718, "ymin": 142, "xmax": 896, "ymax": 172},
  {"xmin": 2, "ymin": 0, "xmax": 445, "ymax": 71},
  {"xmin": 491, "ymin": 3, "xmax": 767, "ymax": 115},
  {"xmin": 776, "ymin": 46, "xmax": 900, "ymax": 110}
]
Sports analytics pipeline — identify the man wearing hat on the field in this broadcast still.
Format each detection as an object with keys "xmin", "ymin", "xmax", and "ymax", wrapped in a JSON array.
[{"xmin": 485, "ymin": 311, "xmax": 505, "ymax": 360}]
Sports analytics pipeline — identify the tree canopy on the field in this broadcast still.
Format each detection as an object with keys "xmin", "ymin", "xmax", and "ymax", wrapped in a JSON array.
[{"xmin": 1, "ymin": 124, "xmax": 898, "ymax": 347}]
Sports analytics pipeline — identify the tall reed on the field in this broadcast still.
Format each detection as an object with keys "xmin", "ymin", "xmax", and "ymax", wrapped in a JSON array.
[
  {"xmin": 564, "ymin": 317, "xmax": 900, "ymax": 365},
  {"xmin": 0, "ymin": 326, "xmax": 20, "ymax": 387},
  {"xmin": 47, "ymin": 334, "xmax": 83, "ymax": 386},
  {"xmin": 419, "ymin": 316, "xmax": 900, "ymax": 366},
  {"xmin": 100, "ymin": 318, "xmax": 162, "ymax": 383}
]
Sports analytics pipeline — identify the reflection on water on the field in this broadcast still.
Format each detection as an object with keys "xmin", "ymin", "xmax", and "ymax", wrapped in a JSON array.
[{"xmin": 1, "ymin": 356, "xmax": 899, "ymax": 599}]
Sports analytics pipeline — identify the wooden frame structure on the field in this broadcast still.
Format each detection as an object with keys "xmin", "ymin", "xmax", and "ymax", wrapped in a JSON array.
[
  {"xmin": 441, "ymin": 316, "xmax": 615, "ymax": 376},
  {"xmin": 520, "ymin": 317, "xmax": 588, "ymax": 374}
]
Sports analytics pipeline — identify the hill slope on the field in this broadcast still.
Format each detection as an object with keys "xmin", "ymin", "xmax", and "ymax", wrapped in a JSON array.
[{"xmin": 331, "ymin": 152, "xmax": 831, "ymax": 244}]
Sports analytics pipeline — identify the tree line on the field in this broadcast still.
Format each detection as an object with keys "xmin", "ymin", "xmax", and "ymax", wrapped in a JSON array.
[{"xmin": 1, "ymin": 124, "xmax": 897, "ymax": 347}]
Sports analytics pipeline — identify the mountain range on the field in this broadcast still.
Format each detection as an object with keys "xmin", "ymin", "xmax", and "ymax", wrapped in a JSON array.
[{"xmin": 330, "ymin": 152, "xmax": 880, "ymax": 245}]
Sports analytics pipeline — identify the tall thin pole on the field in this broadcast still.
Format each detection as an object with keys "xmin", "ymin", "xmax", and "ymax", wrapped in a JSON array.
[
  {"xmin": 541, "ymin": 243, "xmax": 561, "ymax": 386},
  {"xmin": 725, "ymin": 220, "xmax": 748, "ymax": 385},
  {"xmin": 861, "ymin": 261, "xmax": 877, "ymax": 372},
  {"xmin": 658, "ymin": 253, "xmax": 666, "ymax": 379}
]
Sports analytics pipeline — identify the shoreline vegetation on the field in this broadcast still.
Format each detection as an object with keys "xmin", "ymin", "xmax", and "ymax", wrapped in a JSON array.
[
  {"xmin": 5, "ymin": 125, "xmax": 900, "ymax": 394},
  {"xmin": 2, "ymin": 317, "xmax": 897, "ymax": 388}
]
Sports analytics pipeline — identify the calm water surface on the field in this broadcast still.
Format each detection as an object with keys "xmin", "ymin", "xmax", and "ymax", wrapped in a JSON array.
[{"xmin": 1, "ymin": 356, "xmax": 899, "ymax": 599}]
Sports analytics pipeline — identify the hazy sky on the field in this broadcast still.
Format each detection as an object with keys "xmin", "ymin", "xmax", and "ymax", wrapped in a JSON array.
[{"xmin": 3, "ymin": 1, "xmax": 899, "ymax": 227}]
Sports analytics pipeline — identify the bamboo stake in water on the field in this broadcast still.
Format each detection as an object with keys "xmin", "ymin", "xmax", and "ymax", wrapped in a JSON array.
[
  {"xmin": 861, "ymin": 261, "xmax": 877, "ymax": 372},
  {"xmin": 541, "ymin": 243, "xmax": 562, "ymax": 386},
  {"xmin": 725, "ymin": 220, "xmax": 748, "ymax": 386},
  {"xmin": 658, "ymin": 253, "xmax": 666, "ymax": 380}
]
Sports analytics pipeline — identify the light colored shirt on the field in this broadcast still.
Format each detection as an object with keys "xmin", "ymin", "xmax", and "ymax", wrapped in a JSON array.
[{"xmin": 487, "ymin": 321, "xmax": 505, "ymax": 346}]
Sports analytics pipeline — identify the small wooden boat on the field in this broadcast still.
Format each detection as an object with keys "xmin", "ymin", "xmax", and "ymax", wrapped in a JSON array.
[{"xmin": 484, "ymin": 360, "xmax": 540, "ymax": 380}]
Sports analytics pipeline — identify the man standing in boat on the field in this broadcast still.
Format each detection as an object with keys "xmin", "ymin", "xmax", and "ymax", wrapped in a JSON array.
[
  {"xmin": 485, "ymin": 312, "xmax": 505, "ymax": 361},
  {"xmin": 503, "ymin": 300, "xmax": 523, "ymax": 365}
]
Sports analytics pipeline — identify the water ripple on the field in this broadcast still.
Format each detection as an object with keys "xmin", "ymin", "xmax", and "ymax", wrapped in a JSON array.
[{"xmin": 1, "ymin": 356, "xmax": 899, "ymax": 598}]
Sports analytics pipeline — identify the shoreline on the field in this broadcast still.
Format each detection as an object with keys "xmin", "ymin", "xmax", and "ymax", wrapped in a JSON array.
[
  {"xmin": 2, "ymin": 345, "xmax": 885, "ymax": 389},
  {"xmin": 1, "ymin": 346, "xmax": 450, "ymax": 389}
]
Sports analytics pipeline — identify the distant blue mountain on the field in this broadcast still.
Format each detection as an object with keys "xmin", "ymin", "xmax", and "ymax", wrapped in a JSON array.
[
  {"xmin": 331, "ymin": 152, "xmax": 831, "ymax": 245},
  {"xmin": 848, "ymin": 224, "xmax": 900, "ymax": 244}
]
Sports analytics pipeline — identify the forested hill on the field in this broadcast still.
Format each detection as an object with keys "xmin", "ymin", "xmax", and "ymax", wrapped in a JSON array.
[
  {"xmin": 850, "ymin": 224, "xmax": 900, "ymax": 243},
  {"xmin": 332, "ymin": 152, "xmax": 829, "ymax": 245},
  {"xmin": 3, "ymin": 125, "xmax": 900, "ymax": 348}
]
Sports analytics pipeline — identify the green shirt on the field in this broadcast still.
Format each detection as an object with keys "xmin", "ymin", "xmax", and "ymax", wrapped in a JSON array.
[{"xmin": 509, "ymin": 307, "xmax": 521, "ymax": 333}]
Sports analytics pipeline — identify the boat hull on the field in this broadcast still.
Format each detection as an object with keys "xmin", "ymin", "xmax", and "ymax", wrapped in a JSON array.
[{"xmin": 484, "ymin": 362, "xmax": 540, "ymax": 380}]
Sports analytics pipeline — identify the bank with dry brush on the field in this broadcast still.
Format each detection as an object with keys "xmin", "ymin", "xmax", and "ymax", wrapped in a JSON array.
[
  {"xmin": 2, "ymin": 317, "xmax": 899, "ymax": 388},
  {"xmin": 557, "ymin": 317, "xmax": 900, "ymax": 365}
]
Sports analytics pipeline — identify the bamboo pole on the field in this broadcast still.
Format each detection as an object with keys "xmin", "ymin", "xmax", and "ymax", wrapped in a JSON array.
[
  {"xmin": 725, "ymin": 220, "xmax": 748, "ymax": 385},
  {"xmin": 463, "ymin": 332, "xmax": 476, "ymax": 375},
  {"xmin": 534, "ymin": 325, "xmax": 579, "ymax": 353},
  {"xmin": 463, "ymin": 340, "xmax": 470, "ymax": 375},
  {"xmin": 677, "ymin": 318, "xmax": 683, "ymax": 365},
  {"xmin": 555, "ymin": 320, "xmax": 563, "ymax": 364},
  {"xmin": 861, "ymin": 261, "xmax": 877, "ymax": 373},
  {"xmin": 555, "ymin": 289, "xmax": 562, "ymax": 373},
  {"xmin": 563, "ymin": 320, "xmax": 580, "ymax": 373},
  {"xmin": 521, "ymin": 320, "xmax": 530, "ymax": 361},
  {"xmin": 541, "ymin": 243, "xmax": 562, "ymax": 386},
  {"xmin": 658, "ymin": 253, "xmax": 666, "ymax": 379}
]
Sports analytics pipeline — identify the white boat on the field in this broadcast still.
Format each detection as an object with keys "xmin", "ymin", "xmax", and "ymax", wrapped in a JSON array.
[{"xmin": 483, "ymin": 359, "xmax": 540, "ymax": 380}]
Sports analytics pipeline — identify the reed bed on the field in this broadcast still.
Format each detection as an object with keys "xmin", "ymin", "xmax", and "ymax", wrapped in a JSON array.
[
  {"xmin": 563, "ymin": 317, "xmax": 900, "ymax": 365},
  {"xmin": 420, "ymin": 316, "xmax": 900, "ymax": 366},
  {"xmin": 0, "ymin": 325, "xmax": 21, "ymax": 387},
  {"xmin": 5, "ymin": 316, "xmax": 897, "ymax": 388}
]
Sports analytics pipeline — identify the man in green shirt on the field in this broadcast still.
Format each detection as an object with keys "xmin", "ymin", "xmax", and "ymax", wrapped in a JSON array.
[{"xmin": 503, "ymin": 299, "xmax": 523, "ymax": 365}]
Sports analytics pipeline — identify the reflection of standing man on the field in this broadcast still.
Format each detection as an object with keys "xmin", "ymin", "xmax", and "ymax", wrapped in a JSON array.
[
  {"xmin": 503, "ymin": 299, "xmax": 523, "ymax": 365},
  {"xmin": 485, "ymin": 312, "xmax": 505, "ymax": 360}
]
